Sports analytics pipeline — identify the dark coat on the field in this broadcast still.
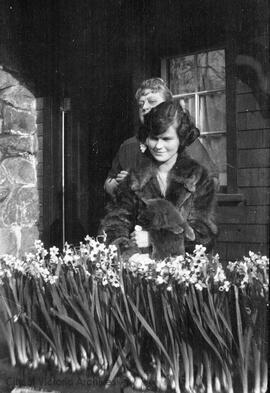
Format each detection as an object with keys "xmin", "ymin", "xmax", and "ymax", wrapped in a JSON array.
[{"xmin": 100, "ymin": 152, "xmax": 218, "ymax": 258}]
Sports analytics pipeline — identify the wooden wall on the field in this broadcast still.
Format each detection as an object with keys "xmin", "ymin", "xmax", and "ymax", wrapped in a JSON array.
[
  {"xmin": 215, "ymin": 0, "xmax": 270, "ymax": 259},
  {"xmin": 217, "ymin": 88, "xmax": 270, "ymax": 259}
]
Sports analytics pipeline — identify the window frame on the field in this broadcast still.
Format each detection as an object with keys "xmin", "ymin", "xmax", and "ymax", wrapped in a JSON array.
[
  {"xmin": 173, "ymin": 89, "xmax": 226, "ymax": 135},
  {"xmin": 161, "ymin": 46, "xmax": 239, "ymax": 196}
]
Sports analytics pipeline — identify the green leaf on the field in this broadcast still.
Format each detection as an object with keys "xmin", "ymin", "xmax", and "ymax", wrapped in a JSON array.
[
  {"xmin": 161, "ymin": 294, "xmax": 176, "ymax": 363},
  {"xmin": 202, "ymin": 301, "xmax": 230, "ymax": 351},
  {"xmin": 127, "ymin": 295, "xmax": 174, "ymax": 370},
  {"xmin": 234, "ymin": 286, "xmax": 244, "ymax": 361},
  {"xmin": 105, "ymin": 343, "xmax": 130, "ymax": 388},
  {"xmin": 217, "ymin": 308, "xmax": 234, "ymax": 342},
  {"xmin": 24, "ymin": 314, "xmax": 57, "ymax": 354},
  {"xmin": 147, "ymin": 284, "xmax": 156, "ymax": 332},
  {"xmin": 185, "ymin": 293, "xmax": 224, "ymax": 365},
  {"xmin": 52, "ymin": 309, "xmax": 94, "ymax": 343}
]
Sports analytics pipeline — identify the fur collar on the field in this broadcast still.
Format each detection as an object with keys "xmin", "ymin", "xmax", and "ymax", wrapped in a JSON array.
[{"xmin": 130, "ymin": 151, "xmax": 204, "ymax": 194}]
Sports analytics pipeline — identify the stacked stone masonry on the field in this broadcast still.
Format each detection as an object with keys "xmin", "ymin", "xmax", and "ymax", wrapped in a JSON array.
[{"xmin": 0, "ymin": 67, "xmax": 39, "ymax": 256}]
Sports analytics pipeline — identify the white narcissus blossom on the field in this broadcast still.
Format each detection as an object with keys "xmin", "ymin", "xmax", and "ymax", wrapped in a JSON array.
[
  {"xmin": 194, "ymin": 244, "xmax": 207, "ymax": 257},
  {"xmin": 155, "ymin": 260, "xmax": 166, "ymax": 273},
  {"xmin": 63, "ymin": 254, "xmax": 74, "ymax": 264},
  {"xmin": 156, "ymin": 276, "xmax": 166, "ymax": 285},
  {"xmin": 219, "ymin": 280, "xmax": 231, "ymax": 292},
  {"xmin": 84, "ymin": 234, "xmax": 92, "ymax": 242},
  {"xmin": 0, "ymin": 238, "xmax": 268, "ymax": 297},
  {"xmin": 48, "ymin": 275, "xmax": 58, "ymax": 284},
  {"xmin": 112, "ymin": 278, "xmax": 120, "ymax": 288},
  {"xmin": 213, "ymin": 265, "xmax": 226, "ymax": 283},
  {"xmin": 195, "ymin": 281, "xmax": 204, "ymax": 291},
  {"xmin": 189, "ymin": 274, "xmax": 198, "ymax": 284},
  {"xmin": 49, "ymin": 246, "xmax": 59, "ymax": 256}
]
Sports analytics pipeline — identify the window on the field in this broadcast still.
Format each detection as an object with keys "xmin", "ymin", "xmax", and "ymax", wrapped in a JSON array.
[{"xmin": 162, "ymin": 49, "xmax": 227, "ymax": 190}]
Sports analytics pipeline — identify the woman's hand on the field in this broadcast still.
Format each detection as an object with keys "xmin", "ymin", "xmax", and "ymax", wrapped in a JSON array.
[
  {"xmin": 115, "ymin": 170, "xmax": 129, "ymax": 184},
  {"xmin": 104, "ymin": 178, "xmax": 119, "ymax": 196},
  {"xmin": 130, "ymin": 229, "xmax": 150, "ymax": 248},
  {"xmin": 104, "ymin": 170, "xmax": 129, "ymax": 196}
]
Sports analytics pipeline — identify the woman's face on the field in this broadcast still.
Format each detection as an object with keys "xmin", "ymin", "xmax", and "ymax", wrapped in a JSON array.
[
  {"xmin": 146, "ymin": 125, "xmax": 180, "ymax": 165},
  {"xmin": 138, "ymin": 89, "xmax": 165, "ymax": 123}
]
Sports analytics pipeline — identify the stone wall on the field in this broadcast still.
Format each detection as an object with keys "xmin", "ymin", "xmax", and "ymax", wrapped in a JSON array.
[{"xmin": 0, "ymin": 66, "xmax": 39, "ymax": 256}]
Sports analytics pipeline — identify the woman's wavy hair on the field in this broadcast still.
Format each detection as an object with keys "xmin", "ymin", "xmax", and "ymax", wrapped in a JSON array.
[
  {"xmin": 138, "ymin": 100, "xmax": 200, "ymax": 150},
  {"xmin": 135, "ymin": 78, "xmax": 173, "ymax": 102}
]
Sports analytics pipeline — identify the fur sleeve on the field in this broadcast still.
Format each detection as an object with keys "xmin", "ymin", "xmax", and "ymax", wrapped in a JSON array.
[
  {"xmin": 186, "ymin": 169, "xmax": 218, "ymax": 252},
  {"xmin": 99, "ymin": 176, "xmax": 138, "ymax": 251}
]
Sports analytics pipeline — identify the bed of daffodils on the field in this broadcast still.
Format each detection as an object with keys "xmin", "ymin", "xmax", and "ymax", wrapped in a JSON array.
[{"xmin": 0, "ymin": 236, "xmax": 268, "ymax": 393}]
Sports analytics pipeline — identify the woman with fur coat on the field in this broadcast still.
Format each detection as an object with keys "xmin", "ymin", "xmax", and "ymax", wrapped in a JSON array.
[{"xmin": 100, "ymin": 100, "xmax": 217, "ymax": 259}]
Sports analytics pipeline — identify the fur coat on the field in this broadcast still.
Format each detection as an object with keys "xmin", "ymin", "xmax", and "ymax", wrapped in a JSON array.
[{"xmin": 100, "ymin": 152, "xmax": 218, "ymax": 259}]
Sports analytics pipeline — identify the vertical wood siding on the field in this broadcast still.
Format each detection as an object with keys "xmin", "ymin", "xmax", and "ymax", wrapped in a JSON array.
[{"xmin": 215, "ymin": 0, "xmax": 269, "ymax": 259}]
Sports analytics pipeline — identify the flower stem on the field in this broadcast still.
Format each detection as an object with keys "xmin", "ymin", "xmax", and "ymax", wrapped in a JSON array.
[
  {"xmin": 203, "ymin": 351, "xmax": 213, "ymax": 393},
  {"xmin": 261, "ymin": 359, "xmax": 268, "ymax": 393},
  {"xmin": 253, "ymin": 340, "xmax": 261, "ymax": 393}
]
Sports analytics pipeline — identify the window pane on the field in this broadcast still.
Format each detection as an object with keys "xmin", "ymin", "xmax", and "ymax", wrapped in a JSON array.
[
  {"xmin": 200, "ymin": 134, "xmax": 227, "ymax": 186},
  {"xmin": 199, "ymin": 92, "xmax": 226, "ymax": 133},
  {"xmin": 169, "ymin": 55, "xmax": 195, "ymax": 94},
  {"xmin": 197, "ymin": 50, "xmax": 225, "ymax": 90},
  {"xmin": 174, "ymin": 95, "xmax": 195, "ymax": 121}
]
